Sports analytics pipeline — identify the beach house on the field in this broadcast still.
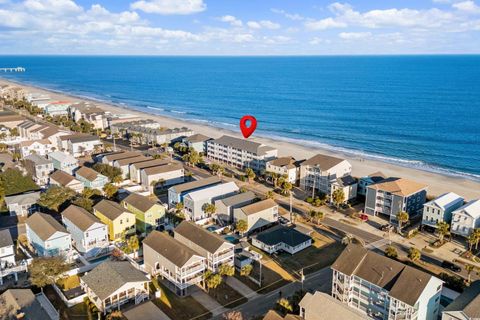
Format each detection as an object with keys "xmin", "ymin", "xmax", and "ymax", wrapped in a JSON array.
[
  {"xmin": 422, "ymin": 192, "xmax": 465, "ymax": 229},
  {"xmin": 80, "ymin": 261, "xmax": 149, "ymax": 314},
  {"xmin": 442, "ymin": 280, "xmax": 480, "ymax": 320},
  {"xmin": 66, "ymin": 135, "xmax": 103, "ymax": 157},
  {"xmin": 0, "ymin": 289, "xmax": 59, "ymax": 320},
  {"xmin": 167, "ymin": 176, "xmax": 222, "ymax": 208},
  {"xmin": 93, "ymin": 199, "xmax": 136, "ymax": 241},
  {"xmin": 183, "ymin": 181, "xmax": 239, "ymax": 221},
  {"xmin": 214, "ymin": 191, "xmax": 256, "ymax": 223},
  {"xmin": 266, "ymin": 156, "xmax": 303, "ymax": 184},
  {"xmin": 330, "ymin": 175, "xmax": 358, "ymax": 203},
  {"xmin": 233, "ymin": 198, "xmax": 279, "ymax": 234},
  {"xmin": 75, "ymin": 166, "xmax": 109, "ymax": 190},
  {"xmin": 25, "ymin": 212, "xmax": 72, "ymax": 257},
  {"xmin": 174, "ymin": 221, "xmax": 235, "ymax": 271},
  {"xmin": 47, "ymin": 151, "xmax": 79, "ymax": 174},
  {"xmin": 19, "ymin": 139, "xmax": 55, "ymax": 158},
  {"xmin": 101, "ymin": 151, "xmax": 142, "ymax": 166},
  {"xmin": 140, "ymin": 162, "xmax": 184, "ymax": 193},
  {"xmin": 332, "ymin": 244, "xmax": 443, "ymax": 320},
  {"xmin": 0, "ymin": 229, "xmax": 15, "ymax": 268},
  {"xmin": 252, "ymin": 226, "xmax": 312, "ymax": 255},
  {"xmin": 4, "ymin": 191, "xmax": 41, "ymax": 217},
  {"xmin": 61, "ymin": 205, "xmax": 109, "ymax": 257},
  {"xmin": 23, "ymin": 154, "xmax": 54, "ymax": 186},
  {"xmin": 182, "ymin": 133, "xmax": 212, "ymax": 154},
  {"xmin": 113, "ymin": 155, "xmax": 151, "ymax": 179},
  {"xmin": 298, "ymin": 292, "xmax": 367, "ymax": 320},
  {"xmin": 44, "ymin": 101, "xmax": 71, "ymax": 116},
  {"xmin": 122, "ymin": 192, "xmax": 165, "ymax": 234},
  {"xmin": 69, "ymin": 102, "xmax": 107, "ymax": 130},
  {"xmin": 206, "ymin": 135, "xmax": 278, "ymax": 172},
  {"xmin": 451, "ymin": 200, "xmax": 480, "ymax": 238},
  {"xmin": 299, "ymin": 154, "xmax": 352, "ymax": 196},
  {"xmin": 364, "ymin": 177, "xmax": 428, "ymax": 225},
  {"xmin": 143, "ymin": 230, "xmax": 206, "ymax": 296},
  {"xmin": 358, "ymin": 171, "xmax": 386, "ymax": 196},
  {"xmin": 129, "ymin": 158, "xmax": 171, "ymax": 183},
  {"xmin": 49, "ymin": 170, "xmax": 84, "ymax": 193}
]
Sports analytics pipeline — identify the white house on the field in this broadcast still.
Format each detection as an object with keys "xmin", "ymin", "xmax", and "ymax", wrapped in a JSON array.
[
  {"xmin": 299, "ymin": 154, "xmax": 352, "ymax": 196},
  {"xmin": 182, "ymin": 133, "xmax": 211, "ymax": 154},
  {"xmin": 44, "ymin": 101, "xmax": 71, "ymax": 116},
  {"xmin": 233, "ymin": 199, "xmax": 279, "ymax": 234},
  {"xmin": 49, "ymin": 170, "xmax": 84, "ymax": 193},
  {"xmin": 113, "ymin": 155, "xmax": 151, "ymax": 179},
  {"xmin": 0, "ymin": 229, "xmax": 15, "ymax": 268},
  {"xmin": 19, "ymin": 139, "xmax": 55, "ymax": 158},
  {"xmin": 4, "ymin": 191, "xmax": 41, "ymax": 217},
  {"xmin": 47, "ymin": 151, "xmax": 79, "ymax": 175},
  {"xmin": 140, "ymin": 163, "xmax": 184, "ymax": 193},
  {"xmin": 143, "ymin": 230, "xmax": 206, "ymax": 296},
  {"xmin": 332, "ymin": 244, "xmax": 443, "ymax": 320},
  {"xmin": 331, "ymin": 175, "xmax": 358, "ymax": 203},
  {"xmin": 67, "ymin": 135, "xmax": 103, "ymax": 157},
  {"xmin": 25, "ymin": 212, "xmax": 72, "ymax": 258},
  {"xmin": 174, "ymin": 221, "xmax": 235, "ymax": 272},
  {"xmin": 266, "ymin": 156, "xmax": 302, "ymax": 184},
  {"xmin": 23, "ymin": 154, "xmax": 54, "ymax": 186},
  {"xmin": 61, "ymin": 205, "xmax": 109, "ymax": 257},
  {"xmin": 183, "ymin": 181, "xmax": 239, "ymax": 221},
  {"xmin": 451, "ymin": 200, "xmax": 480, "ymax": 238},
  {"xmin": 167, "ymin": 176, "xmax": 222, "ymax": 208},
  {"xmin": 252, "ymin": 226, "xmax": 312, "ymax": 255},
  {"xmin": 422, "ymin": 192, "xmax": 465, "ymax": 229},
  {"xmin": 299, "ymin": 291, "xmax": 367, "ymax": 320},
  {"xmin": 129, "ymin": 158, "xmax": 171, "ymax": 183}
]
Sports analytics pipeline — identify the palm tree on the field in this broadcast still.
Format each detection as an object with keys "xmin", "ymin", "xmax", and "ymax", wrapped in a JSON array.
[
  {"xmin": 467, "ymin": 233, "xmax": 477, "ymax": 252},
  {"xmin": 309, "ymin": 210, "xmax": 324, "ymax": 224},
  {"xmin": 466, "ymin": 264, "xmax": 475, "ymax": 284},
  {"xmin": 331, "ymin": 188, "xmax": 345, "ymax": 208},
  {"xmin": 385, "ymin": 246, "xmax": 398, "ymax": 259},
  {"xmin": 268, "ymin": 172, "xmax": 279, "ymax": 188},
  {"xmin": 436, "ymin": 221, "xmax": 450, "ymax": 243},
  {"xmin": 281, "ymin": 181, "xmax": 293, "ymax": 196},
  {"xmin": 396, "ymin": 211, "xmax": 409, "ymax": 234},
  {"xmin": 265, "ymin": 191, "xmax": 275, "ymax": 200},
  {"xmin": 202, "ymin": 203, "xmax": 216, "ymax": 217},
  {"xmin": 236, "ymin": 220, "xmax": 248, "ymax": 235},
  {"xmin": 407, "ymin": 247, "xmax": 421, "ymax": 262},
  {"xmin": 245, "ymin": 168, "xmax": 256, "ymax": 183},
  {"xmin": 473, "ymin": 228, "xmax": 480, "ymax": 250}
]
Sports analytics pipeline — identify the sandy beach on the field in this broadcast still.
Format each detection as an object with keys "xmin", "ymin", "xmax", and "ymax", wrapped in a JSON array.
[{"xmin": 2, "ymin": 78, "xmax": 479, "ymax": 200}]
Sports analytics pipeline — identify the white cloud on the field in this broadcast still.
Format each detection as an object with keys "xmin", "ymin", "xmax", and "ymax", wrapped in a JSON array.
[
  {"xmin": 247, "ymin": 20, "xmax": 281, "ymax": 30},
  {"xmin": 339, "ymin": 31, "xmax": 372, "ymax": 39},
  {"xmin": 220, "ymin": 15, "xmax": 242, "ymax": 27},
  {"xmin": 271, "ymin": 8, "xmax": 304, "ymax": 21},
  {"xmin": 453, "ymin": 1, "xmax": 480, "ymax": 13},
  {"xmin": 23, "ymin": 0, "xmax": 81, "ymax": 14},
  {"xmin": 130, "ymin": 0, "xmax": 206, "ymax": 15},
  {"xmin": 305, "ymin": 17, "xmax": 347, "ymax": 30}
]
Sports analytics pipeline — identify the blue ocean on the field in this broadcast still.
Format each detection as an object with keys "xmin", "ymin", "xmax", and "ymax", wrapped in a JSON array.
[{"xmin": 1, "ymin": 55, "xmax": 479, "ymax": 180}]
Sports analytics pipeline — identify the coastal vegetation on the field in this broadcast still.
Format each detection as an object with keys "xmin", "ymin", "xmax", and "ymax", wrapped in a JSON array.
[{"xmin": 38, "ymin": 185, "xmax": 76, "ymax": 212}]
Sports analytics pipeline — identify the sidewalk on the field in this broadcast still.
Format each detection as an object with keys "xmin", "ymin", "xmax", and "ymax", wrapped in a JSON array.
[
  {"xmin": 190, "ymin": 287, "xmax": 228, "ymax": 317},
  {"xmin": 226, "ymin": 277, "xmax": 258, "ymax": 299}
]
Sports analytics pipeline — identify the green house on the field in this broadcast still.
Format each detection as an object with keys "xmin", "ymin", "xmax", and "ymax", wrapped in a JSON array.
[{"xmin": 121, "ymin": 193, "xmax": 165, "ymax": 234}]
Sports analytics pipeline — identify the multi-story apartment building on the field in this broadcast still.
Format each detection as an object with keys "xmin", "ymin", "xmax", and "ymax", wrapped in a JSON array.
[
  {"xmin": 358, "ymin": 172, "xmax": 386, "ymax": 197},
  {"xmin": 206, "ymin": 135, "xmax": 278, "ymax": 172},
  {"xmin": 332, "ymin": 244, "xmax": 443, "ymax": 320},
  {"xmin": 110, "ymin": 120, "xmax": 193, "ymax": 145},
  {"xmin": 174, "ymin": 221, "xmax": 235, "ymax": 272},
  {"xmin": 299, "ymin": 154, "xmax": 352, "ymax": 196},
  {"xmin": 364, "ymin": 177, "xmax": 427, "ymax": 226},
  {"xmin": 69, "ymin": 102, "xmax": 107, "ymax": 130},
  {"xmin": 451, "ymin": 200, "xmax": 480, "ymax": 238},
  {"xmin": 44, "ymin": 101, "xmax": 71, "ymax": 116},
  {"xmin": 143, "ymin": 231, "xmax": 206, "ymax": 296},
  {"xmin": 23, "ymin": 154, "xmax": 54, "ymax": 186},
  {"xmin": 183, "ymin": 181, "xmax": 239, "ymax": 221},
  {"xmin": 61, "ymin": 205, "xmax": 109, "ymax": 257},
  {"xmin": 422, "ymin": 192, "xmax": 464, "ymax": 229}
]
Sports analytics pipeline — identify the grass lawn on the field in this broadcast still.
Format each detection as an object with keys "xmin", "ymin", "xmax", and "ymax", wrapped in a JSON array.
[
  {"xmin": 234, "ymin": 259, "xmax": 292, "ymax": 294},
  {"xmin": 57, "ymin": 275, "xmax": 81, "ymax": 290},
  {"xmin": 151, "ymin": 278, "xmax": 211, "ymax": 320},
  {"xmin": 208, "ymin": 281, "xmax": 247, "ymax": 308}
]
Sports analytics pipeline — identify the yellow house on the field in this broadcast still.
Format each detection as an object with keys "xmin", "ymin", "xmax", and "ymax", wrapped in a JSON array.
[
  {"xmin": 93, "ymin": 199, "xmax": 136, "ymax": 241},
  {"xmin": 121, "ymin": 193, "xmax": 165, "ymax": 235}
]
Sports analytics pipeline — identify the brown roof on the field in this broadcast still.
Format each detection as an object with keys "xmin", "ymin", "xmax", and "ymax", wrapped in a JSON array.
[
  {"xmin": 50, "ymin": 170, "xmax": 77, "ymax": 186},
  {"xmin": 142, "ymin": 163, "xmax": 183, "ymax": 175},
  {"xmin": 368, "ymin": 177, "xmax": 427, "ymax": 197},
  {"xmin": 19, "ymin": 139, "xmax": 51, "ymax": 147},
  {"xmin": 123, "ymin": 193, "xmax": 158, "ymax": 213},
  {"xmin": 211, "ymin": 135, "xmax": 276, "ymax": 155},
  {"xmin": 131, "ymin": 158, "xmax": 171, "ymax": 170},
  {"xmin": 124, "ymin": 301, "xmax": 171, "ymax": 320},
  {"xmin": 59, "ymin": 133, "xmax": 89, "ymax": 141},
  {"xmin": 175, "ymin": 221, "xmax": 231, "ymax": 254},
  {"xmin": 240, "ymin": 199, "xmax": 277, "ymax": 216},
  {"xmin": 170, "ymin": 176, "xmax": 221, "ymax": 194},
  {"xmin": 104, "ymin": 151, "xmax": 142, "ymax": 163},
  {"xmin": 115, "ymin": 155, "xmax": 151, "ymax": 166},
  {"xmin": 263, "ymin": 310, "xmax": 302, "ymax": 320},
  {"xmin": 93, "ymin": 199, "xmax": 130, "ymax": 221},
  {"xmin": 368, "ymin": 171, "xmax": 387, "ymax": 183},
  {"xmin": 301, "ymin": 154, "xmax": 346, "ymax": 170},
  {"xmin": 332, "ymin": 244, "xmax": 434, "ymax": 306},
  {"xmin": 185, "ymin": 133, "xmax": 211, "ymax": 143},
  {"xmin": 62, "ymin": 205, "xmax": 103, "ymax": 232},
  {"xmin": 267, "ymin": 156, "xmax": 298, "ymax": 169},
  {"xmin": 0, "ymin": 114, "xmax": 24, "ymax": 122},
  {"xmin": 144, "ymin": 231, "xmax": 202, "ymax": 268},
  {"xmin": 26, "ymin": 212, "xmax": 68, "ymax": 241},
  {"xmin": 76, "ymin": 166, "xmax": 103, "ymax": 182},
  {"xmin": 38, "ymin": 126, "xmax": 59, "ymax": 138}
]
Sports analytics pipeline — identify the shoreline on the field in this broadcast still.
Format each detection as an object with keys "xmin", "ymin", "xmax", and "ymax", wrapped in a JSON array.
[{"xmin": 1, "ymin": 77, "xmax": 480, "ymax": 200}]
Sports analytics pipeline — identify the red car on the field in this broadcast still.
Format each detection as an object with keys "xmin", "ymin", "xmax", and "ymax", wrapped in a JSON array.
[{"xmin": 359, "ymin": 214, "xmax": 369, "ymax": 222}]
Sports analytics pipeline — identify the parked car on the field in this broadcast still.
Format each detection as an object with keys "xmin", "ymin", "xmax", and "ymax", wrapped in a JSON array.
[
  {"xmin": 278, "ymin": 216, "xmax": 289, "ymax": 225},
  {"xmin": 381, "ymin": 224, "xmax": 393, "ymax": 231},
  {"xmin": 441, "ymin": 260, "xmax": 462, "ymax": 272},
  {"xmin": 359, "ymin": 214, "xmax": 369, "ymax": 222}
]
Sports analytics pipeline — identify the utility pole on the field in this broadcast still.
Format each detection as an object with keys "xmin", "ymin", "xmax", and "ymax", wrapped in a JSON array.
[{"xmin": 289, "ymin": 191, "xmax": 293, "ymax": 223}]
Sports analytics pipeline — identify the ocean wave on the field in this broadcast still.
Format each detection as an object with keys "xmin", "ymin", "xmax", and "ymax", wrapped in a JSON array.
[
  {"xmin": 170, "ymin": 110, "xmax": 187, "ymax": 114},
  {"xmin": 146, "ymin": 106, "xmax": 164, "ymax": 112}
]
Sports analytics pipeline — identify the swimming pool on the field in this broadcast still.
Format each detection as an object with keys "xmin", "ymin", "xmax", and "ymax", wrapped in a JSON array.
[{"xmin": 224, "ymin": 236, "xmax": 237, "ymax": 243}]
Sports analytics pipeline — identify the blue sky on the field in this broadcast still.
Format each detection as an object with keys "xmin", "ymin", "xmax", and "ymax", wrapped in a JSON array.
[{"xmin": 0, "ymin": 0, "xmax": 479, "ymax": 55}]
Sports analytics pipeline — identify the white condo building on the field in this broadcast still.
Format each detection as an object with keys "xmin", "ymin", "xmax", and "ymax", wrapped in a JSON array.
[
  {"xmin": 422, "ymin": 192, "xmax": 464, "ymax": 229},
  {"xmin": 332, "ymin": 244, "xmax": 443, "ymax": 320},
  {"xmin": 451, "ymin": 200, "xmax": 480, "ymax": 238}
]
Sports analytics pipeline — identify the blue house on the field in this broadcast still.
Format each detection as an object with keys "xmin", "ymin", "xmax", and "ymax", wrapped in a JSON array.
[
  {"xmin": 75, "ymin": 166, "xmax": 109, "ymax": 190},
  {"xmin": 25, "ymin": 212, "xmax": 71, "ymax": 257}
]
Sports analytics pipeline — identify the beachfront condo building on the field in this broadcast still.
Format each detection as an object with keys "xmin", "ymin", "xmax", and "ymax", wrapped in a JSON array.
[
  {"xmin": 364, "ymin": 177, "xmax": 427, "ymax": 226},
  {"xmin": 332, "ymin": 244, "xmax": 443, "ymax": 320},
  {"xmin": 451, "ymin": 200, "xmax": 480, "ymax": 238},
  {"xmin": 358, "ymin": 172, "xmax": 387, "ymax": 196},
  {"xmin": 182, "ymin": 133, "xmax": 212, "ymax": 154},
  {"xmin": 206, "ymin": 135, "xmax": 278, "ymax": 172},
  {"xmin": 143, "ymin": 230, "xmax": 206, "ymax": 296},
  {"xmin": 69, "ymin": 102, "xmax": 108, "ymax": 130},
  {"xmin": 422, "ymin": 192, "xmax": 464, "ymax": 229},
  {"xmin": 299, "ymin": 154, "xmax": 352, "ymax": 196},
  {"xmin": 265, "ymin": 156, "xmax": 303, "ymax": 184}
]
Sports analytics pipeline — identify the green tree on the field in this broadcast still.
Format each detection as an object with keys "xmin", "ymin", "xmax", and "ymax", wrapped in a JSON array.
[
  {"xmin": 265, "ymin": 190, "xmax": 275, "ymax": 199},
  {"xmin": 277, "ymin": 298, "xmax": 293, "ymax": 313},
  {"xmin": 245, "ymin": 168, "xmax": 256, "ymax": 182},
  {"xmin": 331, "ymin": 188, "xmax": 345, "ymax": 208},
  {"xmin": 473, "ymin": 228, "xmax": 480, "ymax": 250},
  {"xmin": 308, "ymin": 210, "xmax": 324, "ymax": 224},
  {"xmin": 396, "ymin": 211, "xmax": 410, "ymax": 233},
  {"xmin": 281, "ymin": 181, "xmax": 293, "ymax": 196},
  {"xmin": 0, "ymin": 168, "xmax": 39, "ymax": 196},
  {"xmin": 11, "ymin": 152, "xmax": 21, "ymax": 162},
  {"xmin": 124, "ymin": 235, "xmax": 140, "ymax": 257},
  {"xmin": 92, "ymin": 163, "xmax": 122, "ymax": 182},
  {"xmin": 182, "ymin": 149, "xmax": 202, "ymax": 167},
  {"xmin": 466, "ymin": 264, "xmax": 475, "ymax": 284},
  {"xmin": 240, "ymin": 264, "xmax": 253, "ymax": 277},
  {"xmin": 239, "ymin": 186, "xmax": 247, "ymax": 193},
  {"xmin": 385, "ymin": 246, "xmax": 398, "ymax": 259},
  {"xmin": 202, "ymin": 203, "xmax": 217, "ymax": 216},
  {"xmin": 407, "ymin": 247, "xmax": 421, "ymax": 262},
  {"xmin": 112, "ymin": 175, "xmax": 123, "ymax": 185},
  {"xmin": 218, "ymin": 263, "xmax": 235, "ymax": 277},
  {"xmin": 236, "ymin": 219, "xmax": 248, "ymax": 234},
  {"xmin": 29, "ymin": 256, "xmax": 69, "ymax": 290},
  {"xmin": 82, "ymin": 187, "xmax": 102, "ymax": 199},
  {"xmin": 267, "ymin": 172, "xmax": 279, "ymax": 188},
  {"xmin": 103, "ymin": 183, "xmax": 119, "ymax": 199},
  {"xmin": 38, "ymin": 186, "xmax": 76, "ymax": 212},
  {"xmin": 204, "ymin": 271, "xmax": 222, "ymax": 292},
  {"xmin": 9, "ymin": 127, "xmax": 19, "ymax": 137},
  {"xmin": 436, "ymin": 221, "xmax": 450, "ymax": 243},
  {"xmin": 467, "ymin": 233, "xmax": 477, "ymax": 252},
  {"xmin": 73, "ymin": 196, "xmax": 94, "ymax": 212},
  {"xmin": 175, "ymin": 202, "xmax": 184, "ymax": 214},
  {"xmin": 106, "ymin": 310, "xmax": 123, "ymax": 320}
]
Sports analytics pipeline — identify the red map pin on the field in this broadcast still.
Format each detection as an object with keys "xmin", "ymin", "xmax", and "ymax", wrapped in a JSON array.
[{"xmin": 239, "ymin": 115, "xmax": 257, "ymax": 138}]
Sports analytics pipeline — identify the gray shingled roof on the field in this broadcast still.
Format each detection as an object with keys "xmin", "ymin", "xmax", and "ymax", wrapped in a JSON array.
[
  {"xmin": 50, "ymin": 170, "xmax": 76, "ymax": 186},
  {"xmin": 131, "ymin": 158, "xmax": 171, "ymax": 170},
  {"xmin": 144, "ymin": 231, "xmax": 201, "ymax": 268},
  {"xmin": 332, "ymin": 244, "xmax": 434, "ymax": 306},
  {"xmin": 175, "ymin": 221, "xmax": 231, "ymax": 254},
  {"xmin": 104, "ymin": 151, "xmax": 142, "ymax": 163},
  {"xmin": 25, "ymin": 212, "xmax": 69, "ymax": 242},
  {"xmin": 0, "ymin": 289, "xmax": 51, "ymax": 320},
  {"xmin": 122, "ymin": 193, "xmax": 158, "ymax": 213},
  {"xmin": 0, "ymin": 229, "xmax": 14, "ymax": 248},
  {"xmin": 24, "ymin": 154, "xmax": 52, "ymax": 166},
  {"xmin": 220, "ymin": 191, "xmax": 256, "ymax": 207},
  {"xmin": 301, "ymin": 154, "xmax": 345, "ymax": 170},
  {"xmin": 62, "ymin": 205, "xmax": 103, "ymax": 232},
  {"xmin": 211, "ymin": 135, "xmax": 276, "ymax": 155},
  {"xmin": 81, "ymin": 261, "xmax": 148, "ymax": 301},
  {"xmin": 124, "ymin": 301, "xmax": 171, "ymax": 320},
  {"xmin": 444, "ymin": 280, "xmax": 480, "ymax": 318},
  {"xmin": 93, "ymin": 199, "xmax": 128, "ymax": 221},
  {"xmin": 5, "ymin": 191, "xmax": 41, "ymax": 207},
  {"xmin": 169, "ymin": 176, "xmax": 221, "ymax": 194},
  {"xmin": 185, "ymin": 133, "xmax": 211, "ymax": 143},
  {"xmin": 255, "ymin": 226, "xmax": 311, "ymax": 248}
]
